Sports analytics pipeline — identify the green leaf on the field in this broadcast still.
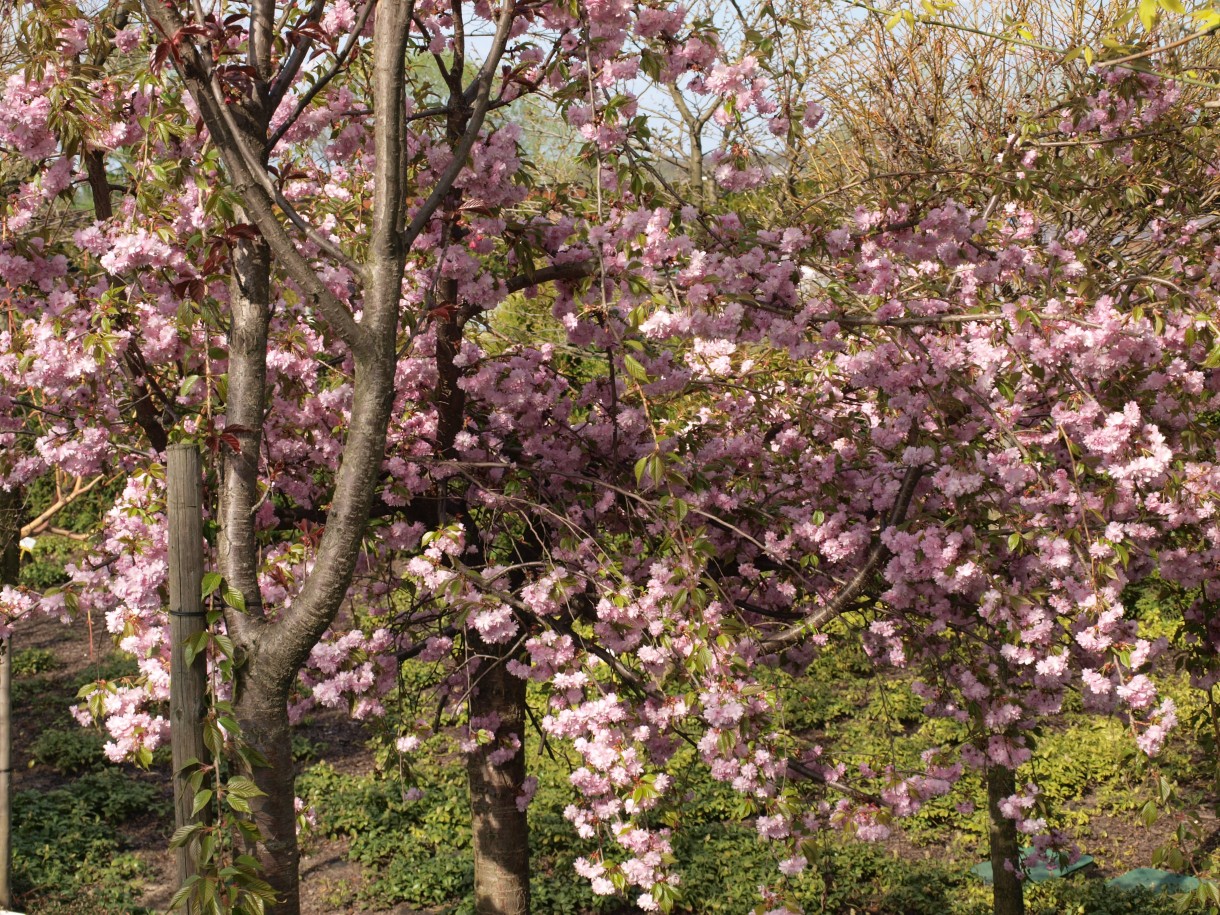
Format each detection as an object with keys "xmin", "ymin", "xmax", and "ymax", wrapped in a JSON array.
[
  {"xmin": 168, "ymin": 875, "xmax": 200, "ymax": 911},
  {"xmin": 1139, "ymin": 799, "xmax": 1159, "ymax": 827},
  {"xmin": 213, "ymin": 633, "xmax": 236, "ymax": 659},
  {"xmin": 635, "ymin": 454, "xmax": 652, "ymax": 485},
  {"xmin": 623, "ymin": 354, "xmax": 649, "ymax": 383},
  {"xmin": 169, "ymin": 822, "xmax": 204, "ymax": 849},
  {"xmin": 184, "ymin": 630, "xmax": 209, "ymax": 667},
  {"xmin": 179, "ymin": 374, "xmax": 201, "ymax": 398},
  {"xmin": 225, "ymin": 775, "xmax": 266, "ymax": 799},
  {"xmin": 201, "ymin": 572, "xmax": 223, "ymax": 598},
  {"xmin": 191, "ymin": 788, "xmax": 213, "ymax": 817},
  {"xmin": 1138, "ymin": 0, "xmax": 1158, "ymax": 31},
  {"xmin": 223, "ymin": 585, "xmax": 247, "ymax": 613}
]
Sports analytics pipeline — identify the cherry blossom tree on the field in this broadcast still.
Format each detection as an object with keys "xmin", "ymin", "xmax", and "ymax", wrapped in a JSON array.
[{"xmin": 6, "ymin": 3, "xmax": 1220, "ymax": 915}]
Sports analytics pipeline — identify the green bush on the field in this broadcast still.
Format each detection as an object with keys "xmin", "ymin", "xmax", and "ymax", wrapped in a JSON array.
[
  {"xmin": 29, "ymin": 726, "xmax": 108, "ymax": 775},
  {"xmin": 11, "ymin": 647, "xmax": 57, "ymax": 676},
  {"xmin": 13, "ymin": 769, "xmax": 162, "ymax": 912},
  {"xmin": 17, "ymin": 534, "xmax": 77, "ymax": 590}
]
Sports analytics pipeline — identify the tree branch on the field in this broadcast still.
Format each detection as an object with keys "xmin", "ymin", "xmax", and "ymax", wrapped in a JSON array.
[
  {"xmin": 140, "ymin": 0, "xmax": 369, "ymax": 354},
  {"xmin": 267, "ymin": 0, "xmax": 378, "ymax": 146},
  {"xmin": 759, "ymin": 464, "xmax": 925, "ymax": 652}
]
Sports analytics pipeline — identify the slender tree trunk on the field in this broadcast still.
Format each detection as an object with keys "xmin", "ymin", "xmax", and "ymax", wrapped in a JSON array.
[
  {"xmin": 167, "ymin": 446, "xmax": 209, "ymax": 911},
  {"xmin": 468, "ymin": 638, "xmax": 530, "ymax": 915},
  {"xmin": 987, "ymin": 764, "xmax": 1025, "ymax": 915},
  {"xmin": 688, "ymin": 128, "xmax": 704, "ymax": 207},
  {"xmin": 434, "ymin": 266, "xmax": 533, "ymax": 914},
  {"xmin": 0, "ymin": 634, "xmax": 8, "ymax": 913},
  {"xmin": 0, "ymin": 487, "xmax": 18, "ymax": 910},
  {"xmin": 218, "ymin": 233, "xmax": 272, "ymax": 621}
]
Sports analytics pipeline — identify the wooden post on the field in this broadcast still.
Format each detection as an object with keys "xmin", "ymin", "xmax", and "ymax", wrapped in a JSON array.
[
  {"xmin": 0, "ymin": 633, "xmax": 9, "ymax": 912},
  {"xmin": 0, "ymin": 485, "xmax": 21, "ymax": 911},
  {"xmin": 167, "ymin": 445, "xmax": 208, "ymax": 910}
]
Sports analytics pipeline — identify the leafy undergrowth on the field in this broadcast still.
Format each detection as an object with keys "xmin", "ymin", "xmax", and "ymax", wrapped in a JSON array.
[
  {"xmin": 294, "ymin": 646, "xmax": 1210, "ymax": 915},
  {"xmin": 13, "ymin": 770, "xmax": 163, "ymax": 914},
  {"xmin": 10, "ymin": 608, "xmax": 1213, "ymax": 914},
  {"xmin": 9, "ymin": 635, "xmax": 170, "ymax": 915},
  {"xmin": 298, "ymin": 741, "xmax": 1187, "ymax": 915}
]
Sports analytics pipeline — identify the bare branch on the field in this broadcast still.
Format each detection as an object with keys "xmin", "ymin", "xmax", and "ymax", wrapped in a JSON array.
[{"xmin": 20, "ymin": 474, "xmax": 107, "ymax": 539}]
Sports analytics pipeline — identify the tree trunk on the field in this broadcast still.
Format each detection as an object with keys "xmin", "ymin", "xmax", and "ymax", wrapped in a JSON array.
[
  {"xmin": 218, "ymin": 233, "xmax": 271, "ymax": 621},
  {"xmin": 987, "ymin": 764, "xmax": 1025, "ymax": 915},
  {"xmin": 467, "ymin": 638, "xmax": 530, "ymax": 915},
  {"xmin": 234, "ymin": 679, "xmax": 300, "ymax": 915},
  {"xmin": 0, "ymin": 634, "xmax": 9, "ymax": 913},
  {"xmin": 0, "ymin": 486, "xmax": 18, "ymax": 910},
  {"xmin": 688, "ymin": 128, "xmax": 704, "ymax": 207}
]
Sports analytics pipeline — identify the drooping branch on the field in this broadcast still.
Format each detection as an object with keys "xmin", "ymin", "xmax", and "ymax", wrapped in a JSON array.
[{"xmin": 759, "ymin": 463, "xmax": 925, "ymax": 652}]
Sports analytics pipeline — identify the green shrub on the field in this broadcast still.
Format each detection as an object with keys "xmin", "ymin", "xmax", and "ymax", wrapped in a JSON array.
[
  {"xmin": 13, "ymin": 770, "xmax": 162, "ymax": 911},
  {"xmin": 29, "ymin": 726, "xmax": 108, "ymax": 775},
  {"xmin": 12, "ymin": 647, "xmax": 57, "ymax": 676},
  {"xmin": 17, "ymin": 534, "xmax": 77, "ymax": 590}
]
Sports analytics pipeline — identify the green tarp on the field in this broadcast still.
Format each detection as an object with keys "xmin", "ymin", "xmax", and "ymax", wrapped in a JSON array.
[
  {"xmin": 1106, "ymin": 868, "xmax": 1200, "ymax": 894},
  {"xmin": 970, "ymin": 847, "xmax": 1094, "ymax": 884}
]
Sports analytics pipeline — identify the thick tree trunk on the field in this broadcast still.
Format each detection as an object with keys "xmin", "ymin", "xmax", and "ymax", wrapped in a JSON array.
[
  {"xmin": 987, "ymin": 764, "xmax": 1025, "ymax": 915},
  {"xmin": 468, "ymin": 638, "xmax": 530, "ymax": 915},
  {"xmin": 234, "ymin": 680, "xmax": 300, "ymax": 915}
]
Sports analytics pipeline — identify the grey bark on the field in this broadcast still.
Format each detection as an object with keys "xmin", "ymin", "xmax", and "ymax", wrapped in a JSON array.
[
  {"xmin": 468, "ymin": 642, "xmax": 531, "ymax": 915},
  {"xmin": 218, "ymin": 231, "xmax": 272, "ymax": 630}
]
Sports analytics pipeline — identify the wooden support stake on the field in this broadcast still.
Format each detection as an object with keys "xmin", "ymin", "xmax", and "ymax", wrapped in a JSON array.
[
  {"xmin": 0, "ymin": 485, "xmax": 21, "ymax": 911},
  {"xmin": 0, "ymin": 636, "xmax": 10, "ymax": 913},
  {"xmin": 167, "ymin": 445, "xmax": 208, "ymax": 911}
]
